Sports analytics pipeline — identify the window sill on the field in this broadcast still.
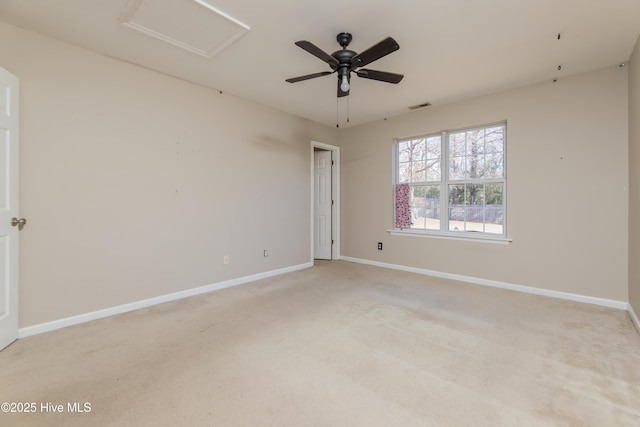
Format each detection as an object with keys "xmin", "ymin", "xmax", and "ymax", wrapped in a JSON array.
[{"xmin": 387, "ymin": 229, "xmax": 512, "ymax": 244}]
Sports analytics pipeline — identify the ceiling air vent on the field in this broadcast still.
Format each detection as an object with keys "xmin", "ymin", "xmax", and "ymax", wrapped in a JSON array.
[{"xmin": 408, "ymin": 102, "xmax": 432, "ymax": 110}]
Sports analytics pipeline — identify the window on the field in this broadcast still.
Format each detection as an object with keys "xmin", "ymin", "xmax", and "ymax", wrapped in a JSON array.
[{"xmin": 394, "ymin": 122, "xmax": 506, "ymax": 238}]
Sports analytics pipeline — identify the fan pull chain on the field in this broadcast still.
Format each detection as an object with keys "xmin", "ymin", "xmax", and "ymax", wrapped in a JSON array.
[
  {"xmin": 335, "ymin": 96, "xmax": 350, "ymax": 127},
  {"xmin": 346, "ymin": 96, "xmax": 350, "ymax": 123}
]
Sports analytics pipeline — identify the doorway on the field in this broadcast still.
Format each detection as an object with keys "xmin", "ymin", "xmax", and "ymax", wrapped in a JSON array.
[{"xmin": 311, "ymin": 141, "xmax": 339, "ymax": 260}]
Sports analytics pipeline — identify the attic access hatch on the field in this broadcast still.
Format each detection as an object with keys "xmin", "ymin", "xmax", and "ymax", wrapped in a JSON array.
[{"xmin": 118, "ymin": 0, "xmax": 250, "ymax": 58}]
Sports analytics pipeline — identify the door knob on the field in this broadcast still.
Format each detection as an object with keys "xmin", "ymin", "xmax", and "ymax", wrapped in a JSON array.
[{"xmin": 11, "ymin": 217, "xmax": 26, "ymax": 230}]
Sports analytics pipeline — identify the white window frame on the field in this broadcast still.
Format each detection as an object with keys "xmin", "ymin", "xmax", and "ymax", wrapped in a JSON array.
[{"xmin": 391, "ymin": 121, "xmax": 509, "ymax": 243}]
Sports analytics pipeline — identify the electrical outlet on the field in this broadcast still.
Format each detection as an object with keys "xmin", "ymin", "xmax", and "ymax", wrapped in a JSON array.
[
  {"xmin": 264, "ymin": 250, "xmax": 269, "ymax": 257},
  {"xmin": 377, "ymin": 242, "xmax": 383, "ymax": 250},
  {"xmin": 223, "ymin": 255, "xmax": 229, "ymax": 265}
]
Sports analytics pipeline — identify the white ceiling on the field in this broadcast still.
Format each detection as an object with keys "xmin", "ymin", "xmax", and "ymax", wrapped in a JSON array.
[{"xmin": 1, "ymin": 0, "xmax": 639, "ymax": 128}]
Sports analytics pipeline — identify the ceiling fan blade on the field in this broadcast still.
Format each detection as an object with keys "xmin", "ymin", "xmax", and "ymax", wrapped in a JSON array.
[
  {"xmin": 337, "ymin": 78, "xmax": 349, "ymax": 97},
  {"xmin": 295, "ymin": 41, "xmax": 339, "ymax": 68},
  {"xmin": 286, "ymin": 71, "xmax": 333, "ymax": 83},
  {"xmin": 356, "ymin": 69, "xmax": 404, "ymax": 84},
  {"xmin": 351, "ymin": 37, "xmax": 400, "ymax": 68}
]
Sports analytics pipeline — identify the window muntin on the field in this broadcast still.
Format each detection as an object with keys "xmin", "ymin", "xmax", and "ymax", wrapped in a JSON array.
[{"xmin": 395, "ymin": 123, "xmax": 506, "ymax": 237}]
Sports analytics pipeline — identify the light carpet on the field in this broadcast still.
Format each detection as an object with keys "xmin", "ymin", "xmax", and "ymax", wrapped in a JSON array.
[{"xmin": 1, "ymin": 260, "xmax": 639, "ymax": 426}]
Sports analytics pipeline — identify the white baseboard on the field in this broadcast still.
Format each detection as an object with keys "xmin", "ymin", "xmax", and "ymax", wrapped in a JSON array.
[
  {"xmin": 629, "ymin": 304, "xmax": 640, "ymax": 334},
  {"xmin": 18, "ymin": 262, "xmax": 313, "ymax": 339},
  {"xmin": 339, "ymin": 256, "xmax": 628, "ymax": 310},
  {"xmin": 19, "ymin": 258, "xmax": 635, "ymax": 338}
]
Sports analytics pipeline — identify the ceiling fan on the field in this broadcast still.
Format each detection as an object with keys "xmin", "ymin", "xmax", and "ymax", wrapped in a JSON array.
[{"xmin": 286, "ymin": 32, "xmax": 404, "ymax": 97}]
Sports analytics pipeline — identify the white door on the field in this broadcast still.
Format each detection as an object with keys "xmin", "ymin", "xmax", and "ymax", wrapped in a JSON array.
[
  {"xmin": 0, "ymin": 66, "xmax": 20, "ymax": 351},
  {"xmin": 314, "ymin": 150, "xmax": 332, "ymax": 260}
]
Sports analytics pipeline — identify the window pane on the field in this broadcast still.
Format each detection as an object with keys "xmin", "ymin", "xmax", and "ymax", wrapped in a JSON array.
[
  {"xmin": 398, "ymin": 141, "xmax": 411, "ymax": 162},
  {"xmin": 485, "ymin": 183, "xmax": 504, "ymax": 234},
  {"xmin": 411, "ymin": 160, "xmax": 426, "ymax": 182},
  {"xmin": 485, "ymin": 126, "xmax": 504, "ymax": 153},
  {"xmin": 425, "ymin": 136, "xmax": 441, "ymax": 181},
  {"xmin": 484, "ymin": 152, "xmax": 504, "ymax": 178},
  {"xmin": 465, "ymin": 184, "xmax": 485, "ymax": 232},
  {"xmin": 448, "ymin": 184, "xmax": 465, "ymax": 231},
  {"xmin": 465, "ymin": 129, "xmax": 483, "ymax": 156},
  {"xmin": 399, "ymin": 139, "xmax": 427, "ymax": 162},
  {"xmin": 407, "ymin": 139, "xmax": 425, "ymax": 161},
  {"xmin": 426, "ymin": 158, "xmax": 441, "ymax": 181},
  {"xmin": 468, "ymin": 152, "xmax": 484, "ymax": 179},
  {"xmin": 398, "ymin": 162, "xmax": 410, "ymax": 183},
  {"xmin": 426, "ymin": 136, "xmax": 441, "ymax": 159},
  {"xmin": 486, "ymin": 182, "xmax": 503, "ymax": 204},
  {"xmin": 410, "ymin": 185, "xmax": 440, "ymax": 230},
  {"xmin": 467, "ymin": 183, "xmax": 484, "ymax": 205},
  {"xmin": 414, "ymin": 139, "xmax": 426, "ymax": 160},
  {"xmin": 449, "ymin": 156, "xmax": 466, "ymax": 180},
  {"xmin": 449, "ymin": 132, "xmax": 465, "ymax": 156}
]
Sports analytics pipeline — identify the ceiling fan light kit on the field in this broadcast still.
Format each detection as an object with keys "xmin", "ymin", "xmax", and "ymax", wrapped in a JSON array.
[{"xmin": 286, "ymin": 32, "xmax": 404, "ymax": 98}]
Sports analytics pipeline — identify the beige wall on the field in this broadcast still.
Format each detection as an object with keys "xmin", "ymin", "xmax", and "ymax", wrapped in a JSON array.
[
  {"xmin": 1, "ymin": 21, "xmax": 634, "ymax": 329},
  {"xmin": 0, "ymin": 23, "xmax": 337, "ymax": 327},
  {"xmin": 630, "ymin": 36, "xmax": 640, "ymax": 314},
  {"xmin": 339, "ymin": 65, "xmax": 629, "ymax": 301}
]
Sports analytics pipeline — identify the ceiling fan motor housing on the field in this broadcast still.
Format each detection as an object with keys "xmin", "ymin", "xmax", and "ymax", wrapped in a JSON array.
[{"xmin": 333, "ymin": 48, "xmax": 357, "ymax": 82}]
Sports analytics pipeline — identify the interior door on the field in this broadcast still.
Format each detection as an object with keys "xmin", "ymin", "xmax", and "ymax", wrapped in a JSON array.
[
  {"xmin": 314, "ymin": 150, "xmax": 332, "ymax": 260},
  {"xmin": 0, "ymin": 66, "xmax": 19, "ymax": 351}
]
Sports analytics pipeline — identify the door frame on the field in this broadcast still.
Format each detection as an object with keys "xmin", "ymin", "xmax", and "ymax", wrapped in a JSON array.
[{"xmin": 310, "ymin": 141, "xmax": 340, "ymax": 260}]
